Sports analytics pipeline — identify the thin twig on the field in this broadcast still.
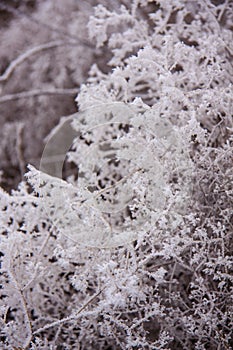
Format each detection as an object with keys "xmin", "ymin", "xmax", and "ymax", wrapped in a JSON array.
[
  {"xmin": 0, "ymin": 88, "xmax": 78, "ymax": 103},
  {"xmin": 217, "ymin": 0, "xmax": 229, "ymax": 22},
  {"xmin": 8, "ymin": 244, "xmax": 33, "ymax": 348},
  {"xmin": 203, "ymin": 0, "xmax": 233, "ymax": 56},
  {"xmin": 16, "ymin": 122, "xmax": 25, "ymax": 178},
  {"xmin": 0, "ymin": 41, "xmax": 76, "ymax": 83},
  {"xmin": 33, "ymin": 288, "xmax": 104, "ymax": 335},
  {"xmin": 93, "ymin": 168, "xmax": 143, "ymax": 202},
  {"xmin": 22, "ymin": 230, "xmax": 51, "ymax": 292}
]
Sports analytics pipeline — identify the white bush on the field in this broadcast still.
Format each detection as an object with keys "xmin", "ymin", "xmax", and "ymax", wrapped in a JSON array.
[{"xmin": 0, "ymin": 1, "xmax": 232, "ymax": 349}]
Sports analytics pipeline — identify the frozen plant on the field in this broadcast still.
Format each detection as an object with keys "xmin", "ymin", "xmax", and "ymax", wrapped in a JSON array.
[{"xmin": 0, "ymin": 0, "xmax": 232, "ymax": 349}]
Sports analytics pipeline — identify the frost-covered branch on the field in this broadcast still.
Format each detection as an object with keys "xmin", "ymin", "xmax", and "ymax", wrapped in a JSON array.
[
  {"xmin": 0, "ymin": 0, "xmax": 232, "ymax": 349},
  {"xmin": 33, "ymin": 288, "xmax": 104, "ymax": 335}
]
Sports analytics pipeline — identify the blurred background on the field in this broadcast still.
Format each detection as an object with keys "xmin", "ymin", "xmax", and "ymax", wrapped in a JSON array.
[{"xmin": 0, "ymin": 0, "xmax": 113, "ymax": 191}]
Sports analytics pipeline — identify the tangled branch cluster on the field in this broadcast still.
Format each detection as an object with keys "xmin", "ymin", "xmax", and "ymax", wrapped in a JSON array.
[{"xmin": 0, "ymin": 1, "xmax": 232, "ymax": 349}]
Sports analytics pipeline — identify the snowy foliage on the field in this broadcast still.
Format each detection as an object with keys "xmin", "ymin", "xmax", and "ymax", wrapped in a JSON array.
[{"xmin": 0, "ymin": 0, "xmax": 233, "ymax": 349}]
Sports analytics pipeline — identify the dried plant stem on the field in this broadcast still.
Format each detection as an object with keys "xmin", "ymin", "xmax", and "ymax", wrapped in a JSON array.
[
  {"xmin": 8, "ymin": 262, "xmax": 32, "ymax": 348},
  {"xmin": 22, "ymin": 230, "xmax": 51, "ymax": 292},
  {"xmin": 0, "ymin": 88, "xmax": 78, "ymax": 103},
  {"xmin": 33, "ymin": 288, "xmax": 104, "ymax": 335},
  {"xmin": 16, "ymin": 122, "xmax": 25, "ymax": 178},
  {"xmin": 0, "ymin": 41, "xmax": 76, "ymax": 83}
]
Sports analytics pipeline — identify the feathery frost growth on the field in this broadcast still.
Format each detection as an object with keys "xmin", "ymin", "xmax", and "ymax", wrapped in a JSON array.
[{"xmin": 0, "ymin": 0, "xmax": 233, "ymax": 349}]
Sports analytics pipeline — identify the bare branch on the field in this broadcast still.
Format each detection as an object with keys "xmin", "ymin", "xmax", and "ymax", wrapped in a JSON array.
[
  {"xmin": 16, "ymin": 122, "xmax": 25, "ymax": 178},
  {"xmin": 7, "ymin": 243, "xmax": 33, "ymax": 349},
  {"xmin": 0, "ymin": 88, "xmax": 78, "ymax": 103},
  {"xmin": 33, "ymin": 288, "xmax": 104, "ymax": 335},
  {"xmin": 0, "ymin": 41, "xmax": 76, "ymax": 83}
]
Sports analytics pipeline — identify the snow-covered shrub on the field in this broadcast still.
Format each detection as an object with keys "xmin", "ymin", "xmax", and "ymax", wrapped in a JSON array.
[{"xmin": 0, "ymin": 0, "xmax": 232, "ymax": 349}]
